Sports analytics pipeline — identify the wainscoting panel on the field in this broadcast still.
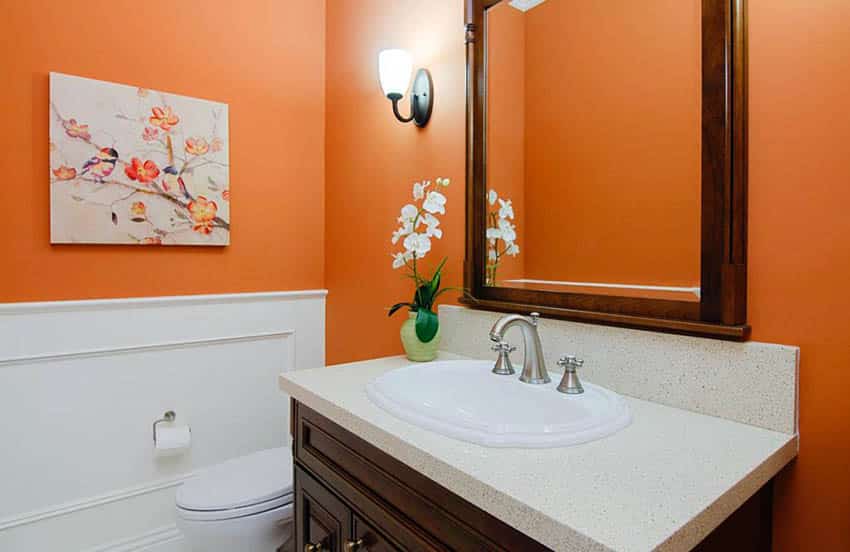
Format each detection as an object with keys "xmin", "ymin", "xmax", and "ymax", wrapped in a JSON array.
[{"xmin": 0, "ymin": 291, "xmax": 326, "ymax": 551}]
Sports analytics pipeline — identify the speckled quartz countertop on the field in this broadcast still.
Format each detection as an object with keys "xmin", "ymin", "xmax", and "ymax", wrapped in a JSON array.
[{"xmin": 279, "ymin": 353, "xmax": 797, "ymax": 552}]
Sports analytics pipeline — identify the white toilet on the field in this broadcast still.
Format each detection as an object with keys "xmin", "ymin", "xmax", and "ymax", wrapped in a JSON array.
[{"xmin": 176, "ymin": 447, "xmax": 295, "ymax": 552}]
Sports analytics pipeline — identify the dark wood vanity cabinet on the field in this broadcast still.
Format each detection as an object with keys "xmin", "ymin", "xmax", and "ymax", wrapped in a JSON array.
[
  {"xmin": 291, "ymin": 399, "xmax": 773, "ymax": 552},
  {"xmin": 291, "ymin": 399, "xmax": 549, "ymax": 551}
]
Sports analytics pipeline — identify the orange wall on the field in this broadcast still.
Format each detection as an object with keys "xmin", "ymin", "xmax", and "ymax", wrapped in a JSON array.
[
  {"xmin": 522, "ymin": 0, "xmax": 702, "ymax": 286},
  {"xmin": 749, "ymin": 0, "xmax": 850, "ymax": 549},
  {"xmin": 324, "ymin": 0, "xmax": 466, "ymax": 365},
  {"xmin": 1, "ymin": 0, "xmax": 848, "ymax": 548},
  {"xmin": 0, "ymin": 0, "xmax": 326, "ymax": 302},
  {"xmin": 325, "ymin": 0, "xmax": 850, "ymax": 549}
]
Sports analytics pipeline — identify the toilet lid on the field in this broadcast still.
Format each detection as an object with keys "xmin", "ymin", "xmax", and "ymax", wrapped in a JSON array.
[{"xmin": 177, "ymin": 447, "xmax": 293, "ymax": 511}]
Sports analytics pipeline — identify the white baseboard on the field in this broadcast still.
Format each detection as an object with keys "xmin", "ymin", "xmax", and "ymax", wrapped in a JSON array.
[{"xmin": 85, "ymin": 525, "xmax": 185, "ymax": 552}]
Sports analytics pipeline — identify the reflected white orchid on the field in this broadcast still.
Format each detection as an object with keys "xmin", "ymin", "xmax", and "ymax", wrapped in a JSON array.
[
  {"xmin": 485, "ymin": 189, "xmax": 520, "ymax": 286},
  {"xmin": 498, "ymin": 218, "xmax": 517, "ymax": 243},
  {"xmin": 498, "ymin": 198, "xmax": 514, "ymax": 220},
  {"xmin": 488, "ymin": 189, "xmax": 498, "ymax": 206}
]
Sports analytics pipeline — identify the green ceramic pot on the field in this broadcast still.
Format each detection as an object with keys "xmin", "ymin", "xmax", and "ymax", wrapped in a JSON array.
[{"xmin": 400, "ymin": 311, "xmax": 441, "ymax": 362}]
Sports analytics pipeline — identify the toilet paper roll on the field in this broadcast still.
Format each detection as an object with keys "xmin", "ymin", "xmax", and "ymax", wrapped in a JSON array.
[{"xmin": 155, "ymin": 424, "xmax": 191, "ymax": 453}]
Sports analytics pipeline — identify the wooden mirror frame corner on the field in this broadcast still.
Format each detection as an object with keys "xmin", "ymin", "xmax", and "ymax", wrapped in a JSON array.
[{"xmin": 462, "ymin": 0, "xmax": 749, "ymax": 340}]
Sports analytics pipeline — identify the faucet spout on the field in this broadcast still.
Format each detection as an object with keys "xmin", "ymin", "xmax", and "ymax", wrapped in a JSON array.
[{"xmin": 489, "ymin": 313, "xmax": 550, "ymax": 384}]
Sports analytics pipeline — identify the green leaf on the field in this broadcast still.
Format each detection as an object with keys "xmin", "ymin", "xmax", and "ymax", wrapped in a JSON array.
[
  {"xmin": 388, "ymin": 302, "xmax": 415, "ymax": 317},
  {"xmin": 414, "ymin": 284, "xmax": 433, "ymax": 309},
  {"xmin": 415, "ymin": 308, "xmax": 439, "ymax": 342}
]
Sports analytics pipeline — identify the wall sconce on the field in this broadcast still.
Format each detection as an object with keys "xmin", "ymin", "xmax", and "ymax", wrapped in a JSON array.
[{"xmin": 378, "ymin": 49, "xmax": 433, "ymax": 127}]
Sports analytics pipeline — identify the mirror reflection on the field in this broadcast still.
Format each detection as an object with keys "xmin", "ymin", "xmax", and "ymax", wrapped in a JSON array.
[{"xmin": 484, "ymin": 0, "xmax": 702, "ymax": 302}]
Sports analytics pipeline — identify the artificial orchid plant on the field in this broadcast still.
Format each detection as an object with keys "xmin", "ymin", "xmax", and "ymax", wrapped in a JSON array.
[
  {"xmin": 485, "ymin": 188, "xmax": 520, "ymax": 286},
  {"xmin": 388, "ymin": 177, "xmax": 453, "ymax": 343}
]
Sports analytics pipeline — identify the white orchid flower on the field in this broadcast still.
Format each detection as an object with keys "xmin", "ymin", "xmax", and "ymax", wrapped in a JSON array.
[
  {"xmin": 422, "ymin": 213, "xmax": 442, "ymax": 239},
  {"xmin": 403, "ymin": 232, "xmax": 432, "ymax": 258},
  {"xmin": 391, "ymin": 252, "xmax": 408, "ymax": 269},
  {"xmin": 423, "ymin": 190, "xmax": 447, "ymax": 214},
  {"xmin": 486, "ymin": 227, "xmax": 502, "ymax": 241},
  {"xmin": 412, "ymin": 181, "xmax": 426, "ymax": 200},
  {"xmin": 398, "ymin": 203, "xmax": 418, "ymax": 223},
  {"xmin": 498, "ymin": 198, "xmax": 514, "ymax": 220},
  {"xmin": 505, "ymin": 242, "xmax": 520, "ymax": 257},
  {"xmin": 391, "ymin": 221, "xmax": 413, "ymax": 244},
  {"xmin": 488, "ymin": 189, "xmax": 498, "ymax": 205},
  {"xmin": 488, "ymin": 249, "xmax": 497, "ymax": 261},
  {"xmin": 498, "ymin": 218, "xmax": 517, "ymax": 243}
]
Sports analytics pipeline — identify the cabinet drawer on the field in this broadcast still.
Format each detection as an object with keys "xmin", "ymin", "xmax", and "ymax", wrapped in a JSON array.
[
  {"xmin": 296, "ymin": 465, "xmax": 351, "ymax": 552},
  {"xmin": 292, "ymin": 401, "xmax": 549, "ymax": 551}
]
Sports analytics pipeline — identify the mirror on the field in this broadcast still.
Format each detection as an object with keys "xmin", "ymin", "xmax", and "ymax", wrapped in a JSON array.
[
  {"xmin": 484, "ymin": 0, "xmax": 701, "ymax": 302},
  {"xmin": 464, "ymin": 0, "xmax": 749, "ymax": 340}
]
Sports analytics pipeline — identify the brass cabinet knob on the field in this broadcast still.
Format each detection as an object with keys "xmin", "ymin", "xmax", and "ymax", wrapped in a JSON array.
[
  {"xmin": 344, "ymin": 538, "xmax": 365, "ymax": 551},
  {"xmin": 304, "ymin": 542, "xmax": 325, "ymax": 552}
]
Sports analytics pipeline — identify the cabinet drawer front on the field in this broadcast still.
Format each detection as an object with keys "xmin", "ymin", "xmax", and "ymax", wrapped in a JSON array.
[
  {"xmin": 293, "ymin": 401, "xmax": 549, "ymax": 551},
  {"xmin": 296, "ymin": 465, "xmax": 351, "ymax": 552}
]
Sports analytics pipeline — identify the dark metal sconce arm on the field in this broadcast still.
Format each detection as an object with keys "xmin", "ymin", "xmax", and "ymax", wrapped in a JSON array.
[
  {"xmin": 388, "ymin": 93, "xmax": 416, "ymax": 123},
  {"xmin": 385, "ymin": 69, "xmax": 433, "ymax": 127}
]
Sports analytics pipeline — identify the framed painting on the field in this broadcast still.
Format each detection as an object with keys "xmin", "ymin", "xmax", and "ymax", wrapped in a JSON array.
[{"xmin": 49, "ymin": 72, "xmax": 230, "ymax": 245}]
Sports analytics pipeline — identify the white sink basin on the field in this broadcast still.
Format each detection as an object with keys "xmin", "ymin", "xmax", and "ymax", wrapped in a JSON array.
[{"xmin": 366, "ymin": 360, "xmax": 632, "ymax": 448}]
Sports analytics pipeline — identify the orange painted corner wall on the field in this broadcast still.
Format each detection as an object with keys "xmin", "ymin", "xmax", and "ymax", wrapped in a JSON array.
[
  {"xmin": 0, "ymin": 0, "xmax": 326, "ymax": 302},
  {"xmin": 325, "ymin": 0, "xmax": 850, "ymax": 549},
  {"xmin": 324, "ymin": 0, "xmax": 466, "ymax": 365},
  {"xmin": 749, "ymin": 0, "xmax": 850, "ymax": 549},
  {"xmin": 521, "ymin": 0, "xmax": 702, "ymax": 287}
]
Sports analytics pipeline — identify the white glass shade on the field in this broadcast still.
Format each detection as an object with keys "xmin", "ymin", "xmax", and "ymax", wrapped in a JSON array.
[{"xmin": 378, "ymin": 49, "xmax": 413, "ymax": 98}]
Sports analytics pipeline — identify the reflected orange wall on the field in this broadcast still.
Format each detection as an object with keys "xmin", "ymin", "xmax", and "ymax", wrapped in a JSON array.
[
  {"xmin": 325, "ymin": 0, "xmax": 466, "ymax": 365},
  {"xmin": 485, "ymin": 3, "xmax": 526, "ymax": 282},
  {"xmin": 0, "ymin": 0, "xmax": 326, "ymax": 302},
  {"xmin": 522, "ymin": 0, "xmax": 702, "ymax": 286},
  {"xmin": 325, "ymin": 1, "xmax": 850, "ymax": 549}
]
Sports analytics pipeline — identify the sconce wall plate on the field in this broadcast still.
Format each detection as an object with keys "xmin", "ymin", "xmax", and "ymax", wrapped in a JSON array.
[{"xmin": 388, "ymin": 69, "xmax": 433, "ymax": 127}]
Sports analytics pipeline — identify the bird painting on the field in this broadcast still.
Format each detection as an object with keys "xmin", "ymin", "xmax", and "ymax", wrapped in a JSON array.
[
  {"xmin": 49, "ymin": 72, "xmax": 229, "ymax": 245},
  {"xmin": 80, "ymin": 147, "xmax": 119, "ymax": 182}
]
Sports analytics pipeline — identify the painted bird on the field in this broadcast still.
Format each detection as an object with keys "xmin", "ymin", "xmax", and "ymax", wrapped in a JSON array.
[{"xmin": 81, "ymin": 147, "xmax": 119, "ymax": 182}]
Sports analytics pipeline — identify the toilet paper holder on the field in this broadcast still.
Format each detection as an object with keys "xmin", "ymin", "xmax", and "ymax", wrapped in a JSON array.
[{"xmin": 153, "ymin": 410, "xmax": 177, "ymax": 443}]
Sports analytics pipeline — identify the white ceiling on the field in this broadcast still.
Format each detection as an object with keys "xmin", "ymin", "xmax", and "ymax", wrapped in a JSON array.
[{"xmin": 508, "ymin": 0, "xmax": 548, "ymax": 12}]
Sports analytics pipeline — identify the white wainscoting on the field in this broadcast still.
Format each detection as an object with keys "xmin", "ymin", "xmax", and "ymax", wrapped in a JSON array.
[{"xmin": 0, "ymin": 290, "xmax": 326, "ymax": 551}]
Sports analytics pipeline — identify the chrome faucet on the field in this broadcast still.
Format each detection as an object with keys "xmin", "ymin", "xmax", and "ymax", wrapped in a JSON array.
[{"xmin": 489, "ymin": 312, "xmax": 551, "ymax": 384}]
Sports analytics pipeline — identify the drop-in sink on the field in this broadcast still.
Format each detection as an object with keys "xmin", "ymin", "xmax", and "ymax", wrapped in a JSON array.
[{"xmin": 366, "ymin": 360, "xmax": 632, "ymax": 448}]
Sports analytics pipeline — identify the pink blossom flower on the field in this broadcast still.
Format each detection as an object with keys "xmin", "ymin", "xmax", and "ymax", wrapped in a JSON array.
[
  {"xmin": 125, "ymin": 157, "xmax": 160, "ymax": 184},
  {"xmin": 63, "ymin": 119, "xmax": 91, "ymax": 141},
  {"xmin": 149, "ymin": 106, "xmax": 180, "ymax": 131},
  {"xmin": 142, "ymin": 127, "xmax": 159, "ymax": 141},
  {"xmin": 184, "ymin": 137, "xmax": 209, "ymax": 156},
  {"xmin": 52, "ymin": 165, "xmax": 77, "ymax": 180}
]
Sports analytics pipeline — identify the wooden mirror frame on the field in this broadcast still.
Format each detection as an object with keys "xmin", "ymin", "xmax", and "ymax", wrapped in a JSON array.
[{"xmin": 463, "ymin": 0, "xmax": 749, "ymax": 340}]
